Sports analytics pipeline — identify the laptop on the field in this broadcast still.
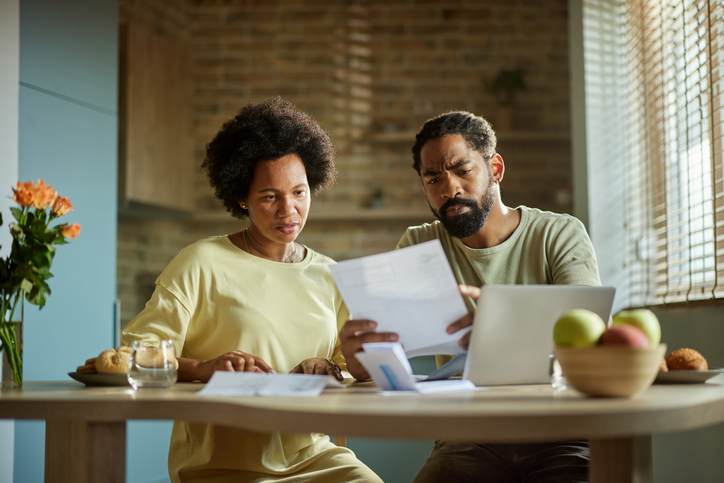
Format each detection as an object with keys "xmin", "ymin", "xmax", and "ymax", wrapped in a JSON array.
[{"xmin": 462, "ymin": 285, "xmax": 616, "ymax": 386}]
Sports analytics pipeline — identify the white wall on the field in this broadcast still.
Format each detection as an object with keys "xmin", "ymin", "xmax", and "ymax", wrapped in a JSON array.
[
  {"xmin": 0, "ymin": 0, "xmax": 19, "ymax": 480},
  {"xmin": 651, "ymin": 306, "xmax": 724, "ymax": 482},
  {"xmin": 568, "ymin": 0, "xmax": 588, "ymax": 229},
  {"xmin": 575, "ymin": 0, "xmax": 629, "ymax": 311},
  {"xmin": 0, "ymin": 0, "xmax": 19, "ymax": 249}
]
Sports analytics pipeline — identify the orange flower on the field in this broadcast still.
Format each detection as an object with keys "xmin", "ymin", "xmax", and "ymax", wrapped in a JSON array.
[
  {"xmin": 61, "ymin": 223, "xmax": 81, "ymax": 239},
  {"xmin": 12, "ymin": 181, "xmax": 35, "ymax": 207},
  {"xmin": 33, "ymin": 179, "xmax": 57, "ymax": 210},
  {"xmin": 52, "ymin": 196, "xmax": 74, "ymax": 216}
]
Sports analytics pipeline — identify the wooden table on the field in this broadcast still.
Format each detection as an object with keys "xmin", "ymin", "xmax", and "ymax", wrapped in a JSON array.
[{"xmin": 2, "ymin": 379, "xmax": 724, "ymax": 483}]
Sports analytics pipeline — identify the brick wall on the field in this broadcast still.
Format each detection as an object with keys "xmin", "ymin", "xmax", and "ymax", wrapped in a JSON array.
[{"xmin": 118, "ymin": 0, "xmax": 572, "ymax": 326}]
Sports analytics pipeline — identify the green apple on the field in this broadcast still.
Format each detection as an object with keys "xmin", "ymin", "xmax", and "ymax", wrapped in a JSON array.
[
  {"xmin": 611, "ymin": 309, "xmax": 661, "ymax": 346},
  {"xmin": 553, "ymin": 309, "xmax": 606, "ymax": 347}
]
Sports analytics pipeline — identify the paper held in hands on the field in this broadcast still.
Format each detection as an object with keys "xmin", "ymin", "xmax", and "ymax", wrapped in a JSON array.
[
  {"xmin": 197, "ymin": 372, "xmax": 345, "ymax": 397},
  {"xmin": 329, "ymin": 240, "xmax": 470, "ymax": 358},
  {"xmin": 356, "ymin": 342, "xmax": 475, "ymax": 393}
]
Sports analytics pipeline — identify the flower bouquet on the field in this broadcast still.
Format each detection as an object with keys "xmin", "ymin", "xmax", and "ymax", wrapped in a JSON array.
[{"xmin": 0, "ymin": 180, "xmax": 81, "ymax": 388}]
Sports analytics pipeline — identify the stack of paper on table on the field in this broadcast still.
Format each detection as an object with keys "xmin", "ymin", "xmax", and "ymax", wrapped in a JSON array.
[
  {"xmin": 356, "ymin": 342, "xmax": 476, "ymax": 394},
  {"xmin": 197, "ymin": 372, "xmax": 345, "ymax": 397}
]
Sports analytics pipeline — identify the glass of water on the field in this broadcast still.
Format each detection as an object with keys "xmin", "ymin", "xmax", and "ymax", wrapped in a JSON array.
[
  {"xmin": 128, "ymin": 340, "xmax": 178, "ymax": 389},
  {"xmin": 549, "ymin": 353, "xmax": 567, "ymax": 391}
]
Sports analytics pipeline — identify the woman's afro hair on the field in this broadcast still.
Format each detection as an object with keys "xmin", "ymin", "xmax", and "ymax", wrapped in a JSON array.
[
  {"xmin": 202, "ymin": 97, "xmax": 336, "ymax": 219},
  {"xmin": 411, "ymin": 111, "xmax": 497, "ymax": 175}
]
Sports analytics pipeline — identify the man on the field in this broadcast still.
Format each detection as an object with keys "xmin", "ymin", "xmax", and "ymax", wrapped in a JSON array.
[{"xmin": 340, "ymin": 110, "xmax": 600, "ymax": 482}]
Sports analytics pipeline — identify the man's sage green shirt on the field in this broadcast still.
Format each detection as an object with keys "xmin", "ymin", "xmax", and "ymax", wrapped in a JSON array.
[{"xmin": 397, "ymin": 206, "xmax": 602, "ymax": 365}]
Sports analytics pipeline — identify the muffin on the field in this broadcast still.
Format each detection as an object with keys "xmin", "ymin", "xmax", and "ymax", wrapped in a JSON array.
[{"xmin": 665, "ymin": 348, "xmax": 708, "ymax": 371}]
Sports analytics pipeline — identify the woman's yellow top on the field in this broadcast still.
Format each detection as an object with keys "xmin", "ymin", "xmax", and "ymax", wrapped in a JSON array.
[{"xmin": 122, "ymin": 236, "xmax": 369, "ymax": 482}]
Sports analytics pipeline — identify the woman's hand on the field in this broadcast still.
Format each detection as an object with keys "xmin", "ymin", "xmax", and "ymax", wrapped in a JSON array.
[
  {"xmin": 178, "ymin": 350, "xmax": 274, "ymax": 383},
  {"xmin": 447, "ymin": 285, "xmax": 481, "ymax": 350},
  {"xmin": 290, "ymin": 358, "xmax": 343, "ymax": 381}
]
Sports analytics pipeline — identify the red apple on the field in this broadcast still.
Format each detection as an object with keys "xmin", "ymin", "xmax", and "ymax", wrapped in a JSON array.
[
  {"xmin": 612, "ymin": 309, "xmax": 661, "ymax": 346},
  {"xmin": 599, "ymin": 325, "xmax": 650, "ymax": 348}
]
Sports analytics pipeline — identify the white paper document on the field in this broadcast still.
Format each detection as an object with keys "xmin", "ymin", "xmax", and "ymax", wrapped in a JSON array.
[
  {"xmin": 197, "ymin": 372, "xmax": 344, "ymax": 397},
  {"xmin": 355, "ymin": 342, "xmax": 476, "ymax": 394},
  {"xmin": 330, "ymin": 240, "xmax": 470, "ymax": 358}
]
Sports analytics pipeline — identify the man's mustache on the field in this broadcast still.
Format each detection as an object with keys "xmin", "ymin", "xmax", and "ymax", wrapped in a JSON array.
[{"xmin": 439, "ymin": 197, "xmax": 478, "ymax": 215}]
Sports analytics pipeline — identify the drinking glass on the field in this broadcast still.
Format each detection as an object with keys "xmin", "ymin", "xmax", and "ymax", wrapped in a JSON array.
[
  {"xmin": 128, "ymin": 340, "xmax": 178, "ymax": 389},
  {"xmin": 549, "ymin": 353, "xmax": 567, "ymax": 391}
]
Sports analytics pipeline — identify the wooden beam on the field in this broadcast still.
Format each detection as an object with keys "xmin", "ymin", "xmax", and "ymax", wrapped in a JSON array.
[
  {"xmin": 589, "ymin": 436, "xmax": 652, "ymax": 483},
  {"xmin": 45, "ymin": 421, "xmax": 126, "ymax": 483}
]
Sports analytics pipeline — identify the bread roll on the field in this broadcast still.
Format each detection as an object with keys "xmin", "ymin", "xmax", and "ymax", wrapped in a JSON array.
[
  {"xmin": 76, "ymin": 358, "xmax": 97, "ymax": 374},
  {"xmin": 95, "ymin": 348, "xmax": 132, "ymax": 374},
  {"xmin": 658, "ymin": 358, "xmax": 668, "ymax": 372},
  {"xmin": 665, "ymin": 348, "xmax": 708, "ymax": 371},
  {"xmin": 117, "ymin": 346, "xmax": 132, "ymax": 355}
]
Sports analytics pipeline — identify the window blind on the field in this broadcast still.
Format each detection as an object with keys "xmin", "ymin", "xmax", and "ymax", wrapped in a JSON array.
[{"xmin": 615, "ymin": 0, "xmax": 723, "ymax": 306}]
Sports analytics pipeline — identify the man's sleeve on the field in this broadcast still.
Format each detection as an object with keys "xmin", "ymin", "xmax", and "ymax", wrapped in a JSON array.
[
  {"xmin": 395, "ymin": 227, "xmax": 416, "ymax": 250},
  {"xmin": 549, "ymin": 218, "xmax": 602, "ymax": 287}
]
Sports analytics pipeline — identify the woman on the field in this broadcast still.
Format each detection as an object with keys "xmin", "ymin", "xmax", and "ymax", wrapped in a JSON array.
[{"xmin": 122, "ymin": 98, "xmax": 381, "ymax": 483}]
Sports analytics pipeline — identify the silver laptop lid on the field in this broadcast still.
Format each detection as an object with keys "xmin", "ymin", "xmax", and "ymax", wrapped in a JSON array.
[{"xmin": 463, "ymin": 285, "xmax": 615, "ymax": 386}]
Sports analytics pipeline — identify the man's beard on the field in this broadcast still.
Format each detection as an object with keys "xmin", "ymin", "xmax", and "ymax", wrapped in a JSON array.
[{"xmin": 430, "ymin": 183, "xmax": 495, "ymax": 239}]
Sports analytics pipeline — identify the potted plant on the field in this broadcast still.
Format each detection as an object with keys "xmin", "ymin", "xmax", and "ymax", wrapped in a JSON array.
[
  {"xmin": 483, "ymin": 68, "xmax": 526, "ymax": 130},
  {"xmin": 0, "ymin": 179, "xmax": 81, "ymax": 388},
  {"xmin": 367, "ymin": 186, "xmax": 386, "ymax": 210}
]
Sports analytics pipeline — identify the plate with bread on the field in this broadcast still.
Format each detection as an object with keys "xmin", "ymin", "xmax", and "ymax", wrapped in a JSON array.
[
  {"xmin": 68, "ymin": 372, "xmax": 131, "ymax": 387},
  {"xmin": 69, "ymin": 347, "xmax": 132, "ymax": 387},
  {"xmin": 654, "ymin": 348, "xmax": 724, "ymax": 384}
]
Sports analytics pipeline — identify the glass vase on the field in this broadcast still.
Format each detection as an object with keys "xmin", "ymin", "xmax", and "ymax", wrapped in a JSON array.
[{"xmin": 1, "ymin": 304, "xmax": 23, "ymax": 390}]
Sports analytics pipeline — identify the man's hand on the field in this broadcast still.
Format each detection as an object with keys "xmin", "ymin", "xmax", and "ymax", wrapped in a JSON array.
[
  {"xmin": 290, "ymin": 358, "xmax": 343, "ymax": 381},
  {"xmin": 447, "ymin": 285, "xmax": 482, "ymax": 350},
  {"xmin": 178, "ymin": 350, "xmax": 274, "ymax": 383},
  {"xmin": 339, "ymin": 319, "xmax": 398, "ymax": 381}
]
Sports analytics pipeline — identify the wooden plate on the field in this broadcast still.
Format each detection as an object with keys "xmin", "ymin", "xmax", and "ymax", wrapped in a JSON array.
[{"xmin": 68, "ymin": 372, "xmax": 131, "ymax": 387}]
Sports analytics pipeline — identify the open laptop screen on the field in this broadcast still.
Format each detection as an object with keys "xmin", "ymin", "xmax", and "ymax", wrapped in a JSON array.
[{"xmin": 462, "ymin": 285, "xmax": 615, "ymax": 386}]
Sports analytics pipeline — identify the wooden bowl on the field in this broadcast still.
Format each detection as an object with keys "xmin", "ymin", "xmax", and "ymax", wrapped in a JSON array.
[{"xmin": 554, "ymin": 344, "xmax": 667, "ymax": 397}]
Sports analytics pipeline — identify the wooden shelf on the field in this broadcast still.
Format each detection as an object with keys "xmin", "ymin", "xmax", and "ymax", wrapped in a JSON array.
[
  {"xmin": 309, "ymin": 208, "xmax": 434, "ymax": 222},
  {"xmin": 370, "ymin": 131, "xmax": 419, "ymax": 143},
  {"xmin": 118, "ymin": 200, "xmax": 192, "ymax": 221},
  {"xmin": 370, "ymin": 130, "xmax": 569, "ymax": 143},
  {"xmin": 192, "ymin": 208, "xmax": 435, "ymax": 223},
  {"xmin": 497, "ymin": 130, "xmax": 570, "ymax": 142}
]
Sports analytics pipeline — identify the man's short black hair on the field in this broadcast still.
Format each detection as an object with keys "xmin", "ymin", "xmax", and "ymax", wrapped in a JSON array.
[
  {"xmin": 202, "ymin": 97, "xmax": 336, "ymax": 219},
  {"xmin": 411, "ymin": 111, "xmax": 497, "ymax": 175}
]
